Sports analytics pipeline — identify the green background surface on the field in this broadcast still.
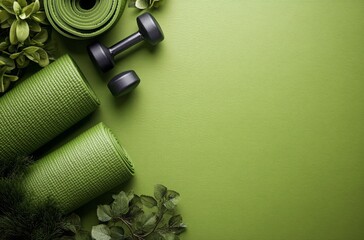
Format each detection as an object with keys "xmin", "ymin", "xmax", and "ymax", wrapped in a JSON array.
[{"xmin": 50, "ymin": 0, "xmax": 364, "ymax": 239}]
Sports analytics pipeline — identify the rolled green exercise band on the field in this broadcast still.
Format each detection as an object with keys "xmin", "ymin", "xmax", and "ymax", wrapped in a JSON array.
[
  {"xmin": 22, "ymin": 123, "xmax": 135, "ymax": 213},
  {"xmin": 0, "ymin": 54, "xmax": 100, "ymax": 160},
  {"xmin": 44, "ymin": 0, "xmax": 127, "ymax": 39}
]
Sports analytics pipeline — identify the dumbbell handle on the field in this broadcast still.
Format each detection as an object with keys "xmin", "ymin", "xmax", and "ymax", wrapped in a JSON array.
[{"xmin": 109, "ymin": 32, "xmax": 143, "ymax": 56}]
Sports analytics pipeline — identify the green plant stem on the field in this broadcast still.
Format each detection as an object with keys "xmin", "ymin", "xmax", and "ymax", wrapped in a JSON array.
[
  {"xmin": 118, "ymin": 217, "xmax": 141, "ymax": 240},
  {"xmin": 118, "ymin": 213, "xmax": 166, "ymax": 240},
  {"xmin": 140, "ymin": 209, "xmax": 166, "ymax": 239},
  {"xmin": 1, "ymin": 51, "xmax": 11, "ymax": 56}
]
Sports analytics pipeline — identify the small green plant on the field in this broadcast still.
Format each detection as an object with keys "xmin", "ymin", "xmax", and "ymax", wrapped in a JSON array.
[
  {"xmin": 0, "ymin": 0, "xmax": 53, "ymax": 93},
  {"xmin": 129, "ymin": 0, "xmax": 165, "ymax": 10},
  {"xmin": 91, "ymin": 184, "xmax": 187, "ymax": 240}
]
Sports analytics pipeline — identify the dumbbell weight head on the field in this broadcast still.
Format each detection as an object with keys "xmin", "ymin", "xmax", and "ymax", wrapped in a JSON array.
[
  {"xmin": 108, "ymin": 70, "xmax": 140, "ymax": 97},
  {"xmin": 137, "ymin": 12, "xmax": 164, "ymax": 45},
  {"xmin": 88, "ymin": 43, "xmax": 114, "ymax": 72}
]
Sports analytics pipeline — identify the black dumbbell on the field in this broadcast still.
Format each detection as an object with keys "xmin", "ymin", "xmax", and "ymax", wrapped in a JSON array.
[
  {"xmin": 108, "ymin": 70, "xmax": 140, "ymax": 97},
  {"xmin": 88, "ymin": 12, "xmax": 164, "ymax": 72}
]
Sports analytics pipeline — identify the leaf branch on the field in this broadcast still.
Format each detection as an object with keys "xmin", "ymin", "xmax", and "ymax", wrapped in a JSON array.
[{"xmin": 92, "ymin": 184, "xmax": 186, "ymax": 240}]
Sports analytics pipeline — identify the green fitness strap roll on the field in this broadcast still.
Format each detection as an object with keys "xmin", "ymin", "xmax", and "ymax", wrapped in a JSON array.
[
  {"xmin": 44, "ymin": 0, "xmax": 127, "ymax": 39},
  {"xmin": 22, "ymin": 123, "xmax": 135, "ymax": 213},
  {"xmin": 0, "ymin": 54, "xmax": 100, "ymax": 160}
]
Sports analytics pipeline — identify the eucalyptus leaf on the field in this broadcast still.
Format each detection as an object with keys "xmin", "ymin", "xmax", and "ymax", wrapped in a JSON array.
[
  {"xmin": 91, "ymin": 224, "xmax": 111, "ymax": 240},
  {"xmin": 19, "ymin": 1, "xmax": 39, "ymax": 19},
  {"xmin": 97, "ymin": 205, "xmax": 112, "ymax": 222},
  {"xmin": 169, "ymin": 224, "xmax": 187, "ymax": 235},
  {"xmin": 0, "ymin": 41, "xmax": 8, "ymax": 51},
  {"xmin": 0, "ymin": 9, "xmax": 10, "ymax": 23},
  {"xmin": 128, "ymin": 0, "xmax": 137, "ymax": 8},
  {"xmin": 23, "ymin": 46, "xmax": 39, "ymax": 54},
  {"xmin": 23, "ymin": 46, "xmax": 49, "ymax": 67},
  {"xmin": 129, "ymin": 0, "xmax": 165, "ymax": 9},
  {"xmin": 112, "ymin": 191, "xmax": 129, "ymax": 216},
  {"xmin": 32, "ymin": 0, "xmax": 40, "ymax": 15},
  {"xmin": 15, "ymin": 19, "xmax": 29, "ymax": 42},
  {"xmin": 136, "ymin": 212, "xmax": 157, "ymax": 232},
  {"xmin": 163, "ymin": 190, "xmax": 180, "ymax": 210},
  {"xmin": 0, "ymin": 55, "xmax": 15, "ymax": 67},
  {"xmin": 20, "ymin": 2, "xmax": 35, "ymax": 19},
  {"xmin": 154, "ymin": 184, "xmax": 167, "ymax": 201},
  {"xmin": 63, "ymin": 213, "xmax": 82, "ymax": 234},
  {"xmin": 8, "ymin": 43, "xmax": 16, "ymax": 53},
  {"xmin": 147, "ymin": 232, "xmax": 164, "ymax": 240},
  {"xmin": 143, "ymin": 214, "xmax": 157, "ymax": 230},
  {"xmin": 135, "ymin": 0, "xmax": 148, "ymax": 9},
  {"xmin": 18, "ymin": 0, "xmax": 27, "ymax": 8},
  {"xmin": 130, "ymin": 194, "xmax": 142, "ymax": 208},
  {"xmin": 9, "ymin": 19, "xmax": 17, "ymax": 44},
  {"xmin": 127, "ymin": 190, "xmax": 135, "ymax": 202},
  {"xmin": 32, "ymin": 28, "xmax": 48, "ymax": 45},
  {"xmin": 13, "ymin": 1, "xmax": 21, "ymax": 16},
  {"xmin": 1, "ymin": 0, "xmax": 15, "ymax": 14},
  {"xmin": 10, "ymin": 52, "xmax": 22, "ymax": 59},
  {"xmin": 166, "ymin": 190, "xmax": 180, "ymax": 204},
  {"xmin": 163, "ymin": 200, "xmax": 175, "ymax": 210},
  {"xmin": 1, "ymin": 21, "xmax": 10, "ymax": 28},
  {"xmin": 140, "ymin": 195, "xmax": 157, "ymax": 208},
  {"xmin": 161, "ymin": 233, "xmax": 179, "ymax": 240},
  {"xmin": 16, "ymin": 54, "xmax": 29, "ymax": 68},
  {"xmin": 128, "ymin": 204, "xmax": 143, "ymax": 217},
  {"xmin": 31, "ymin": 11, "xmax": 47, "ymax": 24},
  {"xmin": 128, "ymin": 194, "xmax": 143, "ymax": 217},
  {"xmin": 0, "ymin": 67, "xmax": 10, "ymax": 92},
  {"xmin": 110, "ymin": 226, "xmax": 125, "ymax": 239},
  {"xmin": 28, "ymin": 20, "xmax": 41, "ymax": 32},
  {"xmin": 37, "ymin": 49, "xmax": 49, "ymax": 66},
  {"xmin": 168, "ymin": 215, "xmax": 182, "ymax": 228},
  {"xmin": 0, "ymin": 77, "xmax": 10, "ymax": 92}
]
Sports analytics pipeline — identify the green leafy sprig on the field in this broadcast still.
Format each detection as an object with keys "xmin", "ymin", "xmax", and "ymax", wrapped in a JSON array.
[
  {"xmin": 128, "ymin": 0, "xmax": 165, "ymax": 10},
  {"xmin": 0, "ymin": 0, "xmax": 53, "ymax": 93},
  {"xmin": 92, "ymin": 184, "xmax": 187, "ymax": 240}
]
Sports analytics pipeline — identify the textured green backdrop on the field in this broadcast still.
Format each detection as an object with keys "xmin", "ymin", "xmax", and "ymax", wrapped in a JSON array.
[{"xmin": 49, "ymin": 0, "xmax": 364, "ymax": 239}]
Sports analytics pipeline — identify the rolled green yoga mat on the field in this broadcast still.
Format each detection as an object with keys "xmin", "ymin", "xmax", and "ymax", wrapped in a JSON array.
[
  {"xmin": 44, "ymin": 0, "xmax": 127, "ymax": 39},
  {"xmin": 0, "ymin": 54, "xmax": 100, "ymax": 160},
  {"xmin": 22, "ymin": 123, "xmax": 135, "ymax": 213}
]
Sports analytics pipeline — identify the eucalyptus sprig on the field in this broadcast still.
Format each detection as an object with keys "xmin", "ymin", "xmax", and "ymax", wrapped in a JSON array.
[
  {"xmin": 128, "ymin": 0, "xmax": 165, "ymax": 10},
  {"xmin": 0, "ymin": 0, "xmax": 53, "ymax": 93},
  {"xmin": 91, "ymin": 184, "xmax": 187, "ymax": 240}
]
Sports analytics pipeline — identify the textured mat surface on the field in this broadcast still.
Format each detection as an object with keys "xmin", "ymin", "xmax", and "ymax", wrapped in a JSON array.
[
  {"xmin": 44, "ymin": 0, "xmax": 127, "ymax": 39},
  {"xmin": 22, "ymin": 122, "xmax": 135, "ymax": 213},
  {"xmin": 0, "ymin": 54, "xmax": 100, "ymax": 160}
]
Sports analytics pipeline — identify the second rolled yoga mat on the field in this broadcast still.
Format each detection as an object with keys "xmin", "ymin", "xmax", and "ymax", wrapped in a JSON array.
[
  {"xmin": 44, "ymin": 0, "xmax": 127, "ymax": 39},
  {"xmin": 22, "ymin": 123, "xmax": 135, "ymax": 213},
  {"xmin": 0, "ymin": 54, "xmax": 100, "ymax": 160}
]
